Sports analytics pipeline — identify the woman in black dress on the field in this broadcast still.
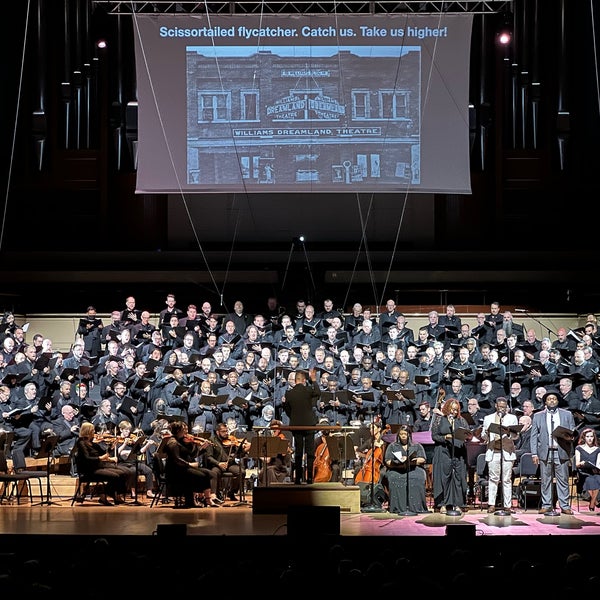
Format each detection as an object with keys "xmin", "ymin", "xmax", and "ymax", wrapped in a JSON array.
[
  {"xmin": 72, "ymin": 421, "xmax": 129, "ymax": 505},
  {"xmin": 384, "ymin": 424, "xmax": 429, "ymax": 514},
  {"xmin": 575, "ymin": 427, "xmax": 600, "ymax": 511},
  {"xmin": 431, "ymin": 398, "xmax": 469, "ymax": 514}
]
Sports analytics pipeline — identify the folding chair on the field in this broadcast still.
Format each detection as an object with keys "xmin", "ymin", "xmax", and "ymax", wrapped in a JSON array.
[
  {"xmin": 516, "ymin": 452, "xmax": 541, "ymax": 510},
  {"xmin": 473, "ymin": 452, "xmax": 489, "ymax": 507},
  {"xmin": 69, "ymin": 447, "xmax": 111, "ymax": 505},
  {"xmin": 10, "ymin": 449, "xmax": 48, "ymax": 504},
  {"xmin": 0, "ymin": 450, "xmax": 38, "ymax": 504}
]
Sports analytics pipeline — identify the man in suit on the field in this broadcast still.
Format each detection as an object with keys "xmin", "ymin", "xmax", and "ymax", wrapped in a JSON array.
[
  {"xmin": 530, "ymin": 391, "xmax": 576, "ymax": 515},
  {"xmin": 282, "ymin": 368, "xmax": 320, "ymax": 484}
]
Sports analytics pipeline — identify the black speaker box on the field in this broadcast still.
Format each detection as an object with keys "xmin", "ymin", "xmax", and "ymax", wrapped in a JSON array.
[
  {"xmin": 287, "ymin": 505, "xmax": 340, "ymax": 536},
  {"xmin": 446, "ymin": 523, "xmax": 476, "ymax": 539},
  {"xmin": 156, "ymin": 524, "xmax": 187, "ymax": 538}
]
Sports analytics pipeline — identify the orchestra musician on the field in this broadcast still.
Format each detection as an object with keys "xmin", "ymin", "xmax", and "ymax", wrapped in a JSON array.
[
  {"xmin": 313, "ymin": 418, "xmax": 336, "ymax": 482},
  {"xmin": 162, "ymin": 420, "xmax": 220, "ymax": 508},
  {"xmin": 206, "ymin": 421, "xmax": 251, "ymax": 501},
  {"xmin": 259, "ymin": 420, "xmax": 293, "ymax": 485},
  {"xmin": 72, "ymin": 422, "xmax": 129, "ymax": 506},
  {"xmin": 354, "ymin": 420, "xmax": 387, "ymax": 506},
  {"xmin": 114, "ymin": 420, "xmax": 157, "ymax": 500}
]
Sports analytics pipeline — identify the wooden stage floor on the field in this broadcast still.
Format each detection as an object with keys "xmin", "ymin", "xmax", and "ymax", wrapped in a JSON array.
[{"xmin": 2, "ymin": 483, "xmax": 600, "ymax": 540}]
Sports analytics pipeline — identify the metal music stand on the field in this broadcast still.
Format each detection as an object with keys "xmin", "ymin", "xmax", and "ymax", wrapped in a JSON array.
[
  {"xmin": 31, "ymin": 433, "xmax": 60, "ymax": 506},
  {"xmin": 446, "ymin": 423, "xmax": 472, "ymax": 516},
  {"xmin": 488, "ymin": 422, "xmax": 523, "ymax": 516},
  {"xmin": 0, "ymin": 431, "xmax": 15, "ymax": 456},
  {"xmin": 324, "ymin": 434, "xmax": 355, "ymax": 483},
  {"xmin": 548, "ymin": 425, "xmax": 576, "ymax": 516},
  {"xmin": 397, "ymin": 450, "xmax": 418, "ymax": 516},
  {"xmin": 127, "ymin": 435, "xmax": 147, "ymax": 506},
  {"xmin": 247, "ymin": 435, "xmax": 289, "ymax": 487},
  {"xmin": 229, "ymin": 435, "xmax": 255, "ymax": 507}
]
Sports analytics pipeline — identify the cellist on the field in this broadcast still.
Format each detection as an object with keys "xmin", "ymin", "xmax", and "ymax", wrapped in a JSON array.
[
  {"xmin": 313, "ymin": 418, "xmax": 335, "ymax": 482},
  {"xmin": 353, "ymin": 420, "xmax": 385, "ymax": 486}
]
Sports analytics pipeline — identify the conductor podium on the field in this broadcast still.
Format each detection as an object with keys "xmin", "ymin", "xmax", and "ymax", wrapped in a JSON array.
[
  {"xmin": 252, "ymin": 481, "xmax": 361, "ymax": 514},
  {"xmin": 252, "ymin": 423, "xmax": 361, "ymax": 514}
]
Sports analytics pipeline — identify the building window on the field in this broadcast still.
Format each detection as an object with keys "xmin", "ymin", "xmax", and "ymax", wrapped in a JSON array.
[
  {"xmin": 198, "ymin": 92, "xmax": 230, "ymax": 122},
  {"xmin": 351, "ymin": 91, "xmax": 370, "ymax": 119},
  {"xmin": 241, "ymin": 90, "xmax": 259, "ymax": 121},
  {"xmin": 379, "ymin": 90, "xmax": 409, "ymax": 119}
]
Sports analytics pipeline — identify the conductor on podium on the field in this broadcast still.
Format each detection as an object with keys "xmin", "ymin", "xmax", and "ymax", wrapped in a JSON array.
[{"xmin": 282, "ymin": 368, "xmax": 321, "ymax": 484}]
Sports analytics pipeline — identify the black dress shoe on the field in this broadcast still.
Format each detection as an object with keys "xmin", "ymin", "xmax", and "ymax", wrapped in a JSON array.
[
  {"xmin": 294, "ymin": 479, "xmax": 302, "ymax": 485},
  {"xmin": 98, "ymin": 495, "xmax": 113, "ymax": 506}
]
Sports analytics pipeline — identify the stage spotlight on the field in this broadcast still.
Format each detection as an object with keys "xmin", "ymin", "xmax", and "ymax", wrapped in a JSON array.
[
  {"xmin": 496, "ymin": 30, "xmax": 512, "ymax": 46},
  {"xmin": 96, "ymin": 39, "xmax": 107, "ymax": 49},
  {"xmin": 298, "ymin": 235, "xmax": 305, "ymax": 243}
]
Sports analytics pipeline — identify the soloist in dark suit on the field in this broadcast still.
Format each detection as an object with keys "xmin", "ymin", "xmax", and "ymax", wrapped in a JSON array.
[
  {"xmin": 530, "ymin": 393, "xmax": 576, "ymax": 513},
  {"xmin": 282, "ymin": 370, "xmax": 320, "ymax": 484}
]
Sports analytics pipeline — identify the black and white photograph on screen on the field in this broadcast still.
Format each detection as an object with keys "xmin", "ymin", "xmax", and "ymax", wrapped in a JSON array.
[{"xmin": 134, "ymin": 13, "xmax": 473, "ymax": 195}]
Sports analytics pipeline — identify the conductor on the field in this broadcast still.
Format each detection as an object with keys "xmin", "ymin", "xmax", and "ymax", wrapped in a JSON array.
[{"xmin": 283, "ymin": 368, "xmax": 320, "ymax": 484}]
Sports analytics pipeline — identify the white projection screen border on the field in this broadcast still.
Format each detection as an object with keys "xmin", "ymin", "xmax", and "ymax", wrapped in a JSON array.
[{"xmin": 133, "ymin": 13, "xmax": 473, "ymax": 194}]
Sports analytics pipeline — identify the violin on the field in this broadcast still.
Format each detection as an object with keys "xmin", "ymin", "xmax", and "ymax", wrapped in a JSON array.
[
  {"xmin": 93, "ymin": 433, "xmax": 118, "ymax": 444},
  {"xmin": 222, "ymin": 432, "xmax": 250, "ymax": 448},
  {"xmin": 184, "ymin": 434, "xmax": 214, "ymax": 447}
]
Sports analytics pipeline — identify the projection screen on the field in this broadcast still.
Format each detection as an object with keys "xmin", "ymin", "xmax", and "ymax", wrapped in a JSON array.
[{"xmin": 133, "ymin": 13, "xmax": 473, "ymax": 194}]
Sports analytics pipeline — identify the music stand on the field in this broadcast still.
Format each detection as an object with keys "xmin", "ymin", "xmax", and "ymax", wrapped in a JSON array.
[
  {"xmin": 547, "ymin": 425, "xmax": 576, "ymax": 516},
  {"xmin": 247, "ymin": 435, "xmax": 288, "ymax": 487},
  {"xmin": 229, "ymin": 436, "xmax": 253, "ymax": 507},
  {"xmin": 360, "ymin": 424, "xmax": 385, "ymax": 514},
  {"xmin": 392, "ymin": 449, "xmax": 417, "ymax": 516},
  {"xmin": 324, "ymin": 434, "xmax": 355, "ymax": 483},
  {"xmin": 0, "ymin": 431, "xmax": 15, "ymax": 456},
  {"xmin": 31, "ymin": 433, "xmax": 59, "ymax": 506},
  {"xmin": 444, "ymin": 419, "xmax": 467, "ymax": 516},
  {"xmin": 127, "ymin": 435, "xmax": 147, "ymax": 506},
  {"xmin": 488, "ymin": 422, "xmax": 523, "ymax": 516}
]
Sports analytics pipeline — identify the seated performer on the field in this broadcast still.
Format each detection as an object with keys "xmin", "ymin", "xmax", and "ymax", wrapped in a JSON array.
[{"xmin": 383, "ymin": 424, "xmax": 429, "ymax": 514}]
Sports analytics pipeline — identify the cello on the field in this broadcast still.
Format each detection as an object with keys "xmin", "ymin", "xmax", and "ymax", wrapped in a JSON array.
[
  {"xmin": 313, "ymin": 435, "xmax": 333, "ymax": 482},
  {"xmin": 354, "ymin": 423, "xmax": 384, "ymax": 485}
]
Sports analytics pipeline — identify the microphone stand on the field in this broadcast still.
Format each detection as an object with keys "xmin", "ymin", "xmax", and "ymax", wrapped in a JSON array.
[
  {"xmin": 398, "ymin": 443, "xmax": 417, "ymax": 516},
  {"xmin": 493, "ymin": 413, "xmax": 511, "ymax": 516},
  {"xmin": 128, "ymin": 435, "xmax": 145, "ymax": 506},
  {"xmin": 518, "ymin": 309, "xmax": 556, "ymax": 339},
  {"xmin": 361, "ymin": 421, "xmax": 384, "ymax": 513},
  {"xmin": 445, "ymin": 416, "xmax": 462, "ymax": 516},
  {"xmin": 230, "ymin": 441, "xmax": 250, "ymax": 507},
  {"xmin": 546, "ymin": 412, "xmax": 560, "ymax": 516}
]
